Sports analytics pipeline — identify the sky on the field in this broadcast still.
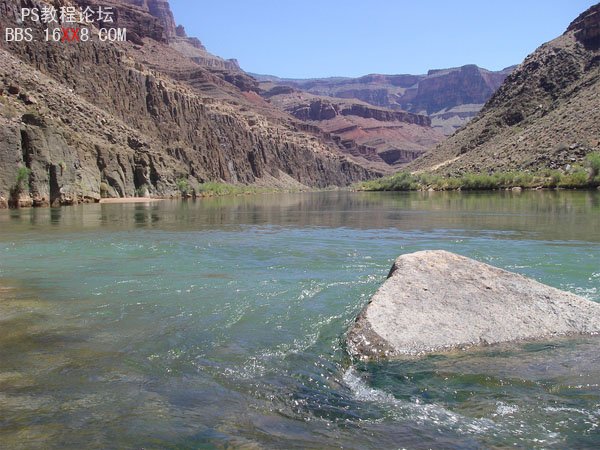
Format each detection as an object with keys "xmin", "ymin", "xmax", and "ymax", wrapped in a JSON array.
[{"xmin": 169, "ymin": 0, "xmax": 598, "ymax": 79}]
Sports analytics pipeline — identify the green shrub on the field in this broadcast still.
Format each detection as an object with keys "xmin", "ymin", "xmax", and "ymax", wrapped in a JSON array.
[
  {"xmin": 176, "ymin": 178, "xmax": 190, "ymax": 196},
  {"xmin": 197, "ymin": 181, "xmax": 229, "ymax": 195},
  {"xmin": 8, "ymin": 167, "xmax": 31, "ymax": 206},
  {"xmin": 460, "ymin": 173, "xmax": 499, "ymax": 190},
  {"xmin": 559, "ymin": 169, "xmax": 589, "ymax": 188},
  {"xmin": 388, "ymin": 172, "xmax": 419, "ymax": 190},
  {"xmin": 585, "ymin": 152, "xmax": 600, "ymax": 181},
  {"xmin": 442, "ymin": 177, "xmax": 462, "ymax": 190},
  {"xmin": 545, "ymin": 170, "xmax": 563, "ymax": 188},
  {"xmin": 358, "ymin": 163, "xmax": 600, "ymax": 192},
  {"xmin": 15, "ymin": 167, "xmax": 31, "ymax": 190},
  {"xmin": 134, "ymin": 184, "xmax": 149, "ymax": 197},
  {"xmin": 513, "ymin": 172, "xmax": 535, "ymax": 187},
  {"xmin": 99, "ymin": 182, "xmax": 110, "ymax": 198},
  {"xmin": 196, "ymin": 181, "xmax": 270, "ymax": 196}
]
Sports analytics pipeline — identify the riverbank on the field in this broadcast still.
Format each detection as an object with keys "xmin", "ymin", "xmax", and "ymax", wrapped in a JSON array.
[
  {"xmin": 99, "ymin": 198, "xmax": 164, "ymax": 204},
  {"xmin": 358, "ymin": 152, "xmax": 600, "ymax": 192},
  {"xmin": 97, "ymin": 183, "xmax": 307, "ymax": 204},
  {"xmin": 0, "ymin": 182, "xmax": 310, "ymax": 209},
  {"xmin": 3, "ymin": 156, "xmax": 600, "ymax": 209}
]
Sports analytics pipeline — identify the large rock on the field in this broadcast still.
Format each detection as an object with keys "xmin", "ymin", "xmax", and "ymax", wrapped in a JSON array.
[{"xmin": 347, "ymin": 250, "xmax": 600, "ymax": 359}]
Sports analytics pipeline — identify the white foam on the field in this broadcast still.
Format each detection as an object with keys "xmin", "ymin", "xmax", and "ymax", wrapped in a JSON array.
[
  {"xmin": 342, "ymin": 367, "xmax": 496, "ymax": 434},
  {"xmin": 495, "ymin": 402, "xmax": 519, "ymax": 416}
]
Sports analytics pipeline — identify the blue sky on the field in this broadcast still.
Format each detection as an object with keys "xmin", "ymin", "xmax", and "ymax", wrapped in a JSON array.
[{"xmin": 169, "ymin": 1, "xmax": 597, "ymax": 78}]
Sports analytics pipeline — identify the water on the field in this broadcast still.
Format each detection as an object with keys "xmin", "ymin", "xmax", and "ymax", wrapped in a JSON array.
[{"xmin": 0, "ymin": 190, "xmax": 599, "ymax": 449}]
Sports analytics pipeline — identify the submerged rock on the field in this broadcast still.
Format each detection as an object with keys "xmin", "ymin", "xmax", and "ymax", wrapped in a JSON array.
[{"xmin": 347, "ymin": 250, "xmax": 600, "ymax": 359}]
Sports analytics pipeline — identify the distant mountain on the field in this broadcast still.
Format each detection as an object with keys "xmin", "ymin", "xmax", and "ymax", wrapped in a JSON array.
[
  {"xmin": 264, "ymin": 91, "xmax": 444, "ymax": 166},
  {"xmin": 409, "ymin": 3, "xmax": 600, "ymax": 174},
  {"xmin": 253, "ymin": 65, "xmax": 515, "ymax": 136}
]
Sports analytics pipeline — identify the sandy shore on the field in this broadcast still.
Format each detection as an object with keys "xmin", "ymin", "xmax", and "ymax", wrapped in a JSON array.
[{"xmin": 99, "ymin": 198, "xmax": 164, "ymax": 204}]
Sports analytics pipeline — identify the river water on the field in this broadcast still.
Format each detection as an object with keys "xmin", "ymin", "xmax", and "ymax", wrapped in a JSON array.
[{"xmin": 0, "ymin": 191, "xmax": 599, "ymax": 449}]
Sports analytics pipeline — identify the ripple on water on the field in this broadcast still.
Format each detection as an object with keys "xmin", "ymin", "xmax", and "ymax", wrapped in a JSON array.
[{"xmin": 0, "ymin": 192, "xmax": 599, "ymax": 448}]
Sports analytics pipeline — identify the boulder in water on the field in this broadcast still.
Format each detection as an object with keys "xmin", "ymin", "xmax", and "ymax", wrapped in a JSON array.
[{"xmin": 347, "ymin": 250, "xmax": 600, "ymax": 359}]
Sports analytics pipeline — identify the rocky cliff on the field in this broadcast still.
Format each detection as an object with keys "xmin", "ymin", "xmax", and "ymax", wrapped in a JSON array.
[
  {"xmin": 125, "ymin": 0, "xmax": 177, "ymax": 39},
  {"xmin": 409, "ymin": 3, "xmax": 600, "ymax": 174},
  {"xmin": 256, "ymin": 65, "xmax": 514, "ymax": 136},
  {"xmin": 266, "ymin": 92, "xmax": 444, "ymax": 166},
  {"xmin": 76, "ymin": 0, "xmax": 170, "ymax": 43},
  {"xmin": 0, "ymin": 0, "xmax": 379, "ymax": 207},
  {"xmin": 81, "ymin": 0, "xmax": 243, "ymax": 72},
  {"xmin": 285, "ymin": 98, "xmax": 430, "ymax": 126},
  {"xmin": 403, "ymin": 65, "xmax": 511, "ymax": 114}
]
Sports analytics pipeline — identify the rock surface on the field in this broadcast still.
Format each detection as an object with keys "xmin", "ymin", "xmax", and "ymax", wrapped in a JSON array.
[{"xmin": 347, "ymin": 250, "xmax": 600, "ymax": 359}]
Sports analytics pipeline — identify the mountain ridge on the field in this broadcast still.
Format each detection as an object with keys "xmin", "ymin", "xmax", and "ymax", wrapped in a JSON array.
[
  {"xmin": 254, "ymin": 64, "xmax": 515, "ymax": 136},
  {"xmin": 408, "ymin": 3, "xmax": 600, "ymax": 174}
]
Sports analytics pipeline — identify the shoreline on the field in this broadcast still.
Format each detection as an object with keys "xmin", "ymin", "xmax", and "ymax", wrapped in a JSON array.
[
  {"xmin": 99, "ymin": 198, "xmax": 165, "ymax": 204},
  {"xmin": 0, "ymin": 186, "xmax": 599, "ymax": 210}
]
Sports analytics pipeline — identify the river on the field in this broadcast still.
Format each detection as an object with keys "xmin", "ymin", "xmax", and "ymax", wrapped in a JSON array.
[{"xmin": 0, "ymin": 191, "xmax": 599, "ymax": 449}]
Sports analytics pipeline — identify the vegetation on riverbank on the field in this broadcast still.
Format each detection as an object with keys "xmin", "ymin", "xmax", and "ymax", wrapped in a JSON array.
[
  {"xmin": 172, "ymin": 181, "xmax": 309, "ymax": 198},
  {"xmin": 359, "ymin": 153, "xmax": 600, "ymax": 192},
  {"xmin": 195, "ymin": 182, "xmax": 274, "ymax": 196}
]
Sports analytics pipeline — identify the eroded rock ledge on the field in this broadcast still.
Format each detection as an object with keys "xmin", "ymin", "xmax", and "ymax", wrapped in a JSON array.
[{"xmin": 347, "ymin": 250, "xmax": 600, "ymax": 359}]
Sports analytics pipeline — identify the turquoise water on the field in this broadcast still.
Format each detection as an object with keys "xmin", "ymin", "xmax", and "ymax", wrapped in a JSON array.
[{"xmin": 0, "ymin": 191, "xmax": 599, "ymax": 449}]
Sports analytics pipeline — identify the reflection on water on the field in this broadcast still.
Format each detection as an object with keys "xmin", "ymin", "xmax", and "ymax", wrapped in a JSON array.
[
  {"xmin": 0, "ymin": 191, "xmax": 599, "ymax": 449},
  {"xmin": 2, "ymin": 190, "xmax": 600, "ymax": 240}
]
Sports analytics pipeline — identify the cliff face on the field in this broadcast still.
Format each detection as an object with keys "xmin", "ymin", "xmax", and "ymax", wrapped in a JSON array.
[
  {"xmin": 0, "ymin": 0, "xmax": 379, "ymax": 207},
  {"xmin": 409, "ymin": 3, "xmax": 600, "ymax": 174},
  {"xmin": 135, "ymin": 0, "xmax": 177, "ymax": 39},
  {"xmin": 77, "ymin": 0, "xmax": 170, "ymax": 43},
  {"xmin": 81, "ymin": 0, "xmax": 242, "ymax": 72},
  {"xmin": 403, "ymin": 65, "xmax": 510, "ymax": 114},
  {"xmin": 286, "ymin": 98, "xmax": 430, "ymax": 126},
  {"xmin": 267, "ymin": 92, "xmax": 444, "ymax": 167},
  {"xmin": 566, "ymin": 3, "xmax": 600, "ymax": 50},
  {"xmin": 256, "ymin": 65, "xmax": 514, "ymax": 136}
]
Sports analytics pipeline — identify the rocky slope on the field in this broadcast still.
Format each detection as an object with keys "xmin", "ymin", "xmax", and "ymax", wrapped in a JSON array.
[
  {"xmin": 409, "ymin": 3, "xmax": 600, "ymax": 174},
  {"xmin": 255, "ymin": 65, "xmax": 514, "ymax": 136},
  {"xmin": 123, "ymin": 0, "xmax": 241, "ymax": 70},
  {"xmin": 0, "ymin": 0, "xmax": 380, "ymax": 207},
  {"xmin": 265, "ymin": 90, "xmax": 444, "ymax": 166}
]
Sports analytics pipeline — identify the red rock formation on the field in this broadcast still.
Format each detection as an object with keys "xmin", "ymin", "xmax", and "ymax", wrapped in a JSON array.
[
  {"xmin": 287, "ymin": 99, "xmax": 430, "ymax": 126},
  {"xmin": 256, "ymin": 65, "xmax": 514, "ymax": 135},
  {"xmin": 340, "ymin": 104, "xmax": 430, "ymax": 127},
  {"xmin": 407, "ymin": 65, "xmax": 509, "ymax": 114},
  {"xmin": 268, "ymin": 93, "xmax": 443, "ymax": 167}
]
